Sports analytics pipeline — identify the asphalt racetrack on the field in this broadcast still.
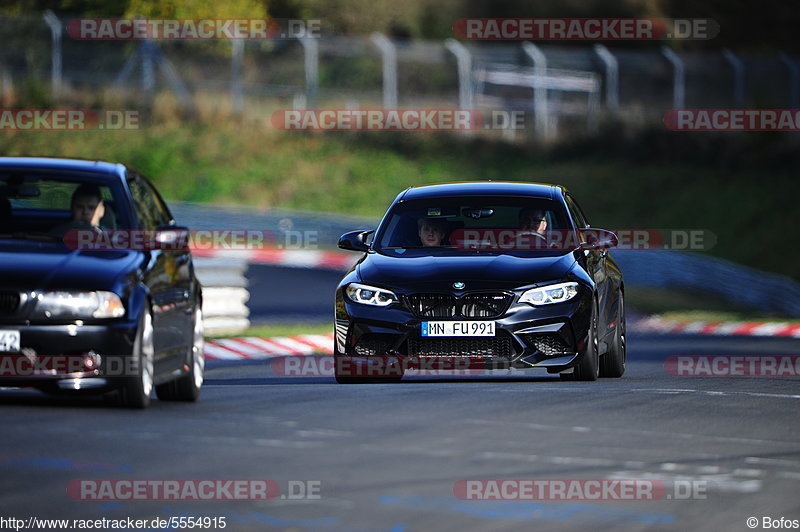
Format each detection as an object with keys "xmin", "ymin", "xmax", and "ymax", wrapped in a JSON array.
[
  {"xmin": 1, "ymin": 329, "xmax": 799, "ymax": 529},
  {"xmin": 1, "ymin": 267, "xmax": 799, "ymax": 531}
]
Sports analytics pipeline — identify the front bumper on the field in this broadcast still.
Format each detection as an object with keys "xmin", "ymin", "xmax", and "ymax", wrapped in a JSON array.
[
  {"xmin": 0, "ymin": 321, "xmax": 138, "ymax": 391},
  {"xmin": 335, "ymin": 288, "xmax": 592, "ymax": 375}
]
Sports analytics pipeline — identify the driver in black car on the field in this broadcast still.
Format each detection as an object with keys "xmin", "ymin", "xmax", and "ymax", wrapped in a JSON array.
[
  {"xmin": 50, "ymin": 184, "xmax": 106, "ymax": 237},
  {"xmin": 518, "ymin": 208, "xmax": 548, "ymax": 240}
]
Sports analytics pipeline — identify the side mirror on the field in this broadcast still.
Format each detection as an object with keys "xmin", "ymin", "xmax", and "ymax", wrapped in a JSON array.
[
  {"xmin": 579, "ymin": 228, "xmax": 618, "ymax": 251},
  {"xmin": 338, "ymin": 230, "xmax": 373, "ymax": 252},
  {"xmin": 154, "ymin": 225, "xmax": 190, "ymax": 251}
]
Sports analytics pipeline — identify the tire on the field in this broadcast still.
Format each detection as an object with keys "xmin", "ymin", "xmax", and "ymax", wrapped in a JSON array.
[
  {"xmin": 564, "ymin": 298, "xmax": 599, "ymax": 381},
  {"xmin": 156, "ymin": 306, "xmax": 204, "ymax": 401},
  {"xmin": 117, "ymin": 303, "xmax": 155, "ymax": 408},
  {"xmin": 334, "ymin": 357, "xmax": 361, "ymax": 384},
  {"xmin": 600, "ymin": 290, "xmax": 626, "ymax": 378}
]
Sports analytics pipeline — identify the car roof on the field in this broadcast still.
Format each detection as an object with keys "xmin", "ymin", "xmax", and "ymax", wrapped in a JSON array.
[
  {"xmin": 399, "ymin": 181, "xmax": 565, "ymax": 201},
  {"xmin": 0, "ymin": 157, "xmax": 128, "ymax": 181}
]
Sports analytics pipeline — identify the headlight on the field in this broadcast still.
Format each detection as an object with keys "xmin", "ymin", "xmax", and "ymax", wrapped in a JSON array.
[
  {"xmin": 345, "ymin": 283, "xmax": 398, "ymax": 307},
  {"xmin": 519, "ymin": 282, "xmax": 579, "ymax": 306},
  {"xmin": 34, "ymin": 291, "xmax": 125, "ymax": 319}
]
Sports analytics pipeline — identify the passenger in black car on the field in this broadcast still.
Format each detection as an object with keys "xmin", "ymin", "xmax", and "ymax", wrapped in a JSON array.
[{"xmin": 417, "ymin": 217, "xmax": 448, "ymax": 247}]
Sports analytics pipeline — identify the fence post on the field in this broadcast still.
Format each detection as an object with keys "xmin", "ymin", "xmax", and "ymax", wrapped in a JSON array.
[
  {"xmin": 522, "ymin": 42, "xmax": 550, "ymax": 141},
  {"xmin": 444, "ymin": 39, "xmax": 473, "ymax": 110},
  {"xmin": 371, "ymin": 33, "xmax": 398, "ymax": 109},
  {"xmin": 593, "ymin": 44, "xmax": 619, "ymax": 113},
  {"xmin": 43, "ymin": 10, "xmax": 62, "ymax": 100},
  {"xmin": 141, "ymin": 41, "xmax": 155, "ymax": 96},
  {"xmin": 298, "ymin": 37, "xmax": 319, "ymax": 107},
  {"xmin": 722, "ymin": 48, "xmax": 745, "ymax": 106},
  {"xmin": 152, "ymin": 47, "xmax": 193, "ymax": 108},
  {"xmin": 661, "ymin": 46, "xmax": 685, "ymax": 109},
  {"xmin": 231, "ymin": 39, "xmax": 244, "ymax": 112},
  {"xmin": 193, "ymin": 257, "xmax": 250, "ymax": 335},
  {"xmin": 779, "ymin": 52, "xmax": 799, "ymax": 108},
  {"xmin": 1, "ymin": 69, "xmax": 12, "ymax": 106}
]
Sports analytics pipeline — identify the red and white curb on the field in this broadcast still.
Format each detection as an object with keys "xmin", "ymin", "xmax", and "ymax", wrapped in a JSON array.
[
  {"xmin": 635, "ymin": 317, "xmax": 800, "ymax": 338},
  {"xmin": 191, "ymin": 247, "xmax": 356, "ymax": 270},
  {"xmin": 204, "ymin": 333, "xmax": 334, "ymax": 360},
  {"xmin": 204, "ymin": 318, "xmax": 800, "ymax": 360}
]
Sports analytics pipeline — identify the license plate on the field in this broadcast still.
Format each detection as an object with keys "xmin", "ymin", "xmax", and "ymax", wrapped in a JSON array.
[
  {"xmin": 421, "ymin": 321, "xmax": 495, "ymax": 337},
  {"xmin": 0, "ymin": 330, "xmax": 20, "ymax": 352}
]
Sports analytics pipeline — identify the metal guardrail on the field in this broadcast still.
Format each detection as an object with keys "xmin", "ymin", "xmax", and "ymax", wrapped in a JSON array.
[
  {"xmin": 193, "ymin": 257, "xmax": 250, "ymax": 334},
  {"xmin": 613, "ymin": 249, "xmax": 800, "ymax": 317}
]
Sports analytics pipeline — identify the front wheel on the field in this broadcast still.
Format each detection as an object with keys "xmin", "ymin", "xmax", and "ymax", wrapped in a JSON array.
[
  {"xmin": 117, "ymin": 304, "xmax": 155, "ymax": 408},
  {"xmin": 600, "ymin": 290, "xmax": 626, "ymax": 378},
  {"xmin": 333, "ymin": 353, "xmax": 366, "ymax": 384},
  {"xmin": 563, "ymin": 299, "xmax": 599, "ymax": 381},
  {"xmin": 156, "ymin": 306, "xmax": 204, "ymax": 401}
]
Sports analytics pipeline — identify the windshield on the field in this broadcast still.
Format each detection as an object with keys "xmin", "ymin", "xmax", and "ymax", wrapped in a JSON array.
[
  {"xmin": 0, "ymin": 171, "xmax": 130, "ymax": 242},
  {"xmin": 375, "ymin": 196, "xmax": 576, "ymax": 256}
]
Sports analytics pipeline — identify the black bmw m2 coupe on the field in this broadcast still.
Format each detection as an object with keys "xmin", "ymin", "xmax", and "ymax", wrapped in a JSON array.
[{"xmin": 334, "ymin": 182, "xmax": 625, "ymax": 383}]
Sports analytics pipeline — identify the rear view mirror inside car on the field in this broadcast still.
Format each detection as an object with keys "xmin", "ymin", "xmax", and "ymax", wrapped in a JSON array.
[{"xmin": 462, "ymin": 207, "xmax": 494, "ymax": 219}]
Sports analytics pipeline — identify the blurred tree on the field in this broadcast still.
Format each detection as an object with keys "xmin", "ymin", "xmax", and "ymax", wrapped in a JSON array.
[
  {"xmin": 0, "ymin": 0, "xmax": 128, "ymax": 16},
  {"xmin": 124, "ymin": 0, "xmax": 266, "ymax": 18},
  {"xmin": 657, "ymin": 0, "xmax": 800, "ymax": 52},
  {"xmin": 2, "ymin": 0, "xmax": 797, "ymax": 52},
  {"xmin": 461, "ymin": 0, "xmax": 662, "ymax": 18}
]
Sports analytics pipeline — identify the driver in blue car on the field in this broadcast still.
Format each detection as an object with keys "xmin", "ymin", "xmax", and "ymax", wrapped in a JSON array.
[{"xmin": 51, "ymin": 184, "xmax": 106, "ymax": 237}]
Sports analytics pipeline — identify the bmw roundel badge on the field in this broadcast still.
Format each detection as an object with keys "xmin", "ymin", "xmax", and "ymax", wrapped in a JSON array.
[{"xmin": 453, "ymin": 281, "xmax": 465, "ymax": 290}]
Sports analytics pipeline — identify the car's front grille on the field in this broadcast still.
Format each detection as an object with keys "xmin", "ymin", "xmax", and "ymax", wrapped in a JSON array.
[
  {"xmin": 521, "ymin": 333, "xmax": 571, "ymax": 356},
  {"xmin": 405, "ymin": 293, "xmax": 513, "ymax": 319},
  {"xmin": 408, "ymin": 337, "xmax": 514, "ymax": 358},
  {"xmin": 0, "ymin": 291, "xmax": 20, "ymax": 315}
]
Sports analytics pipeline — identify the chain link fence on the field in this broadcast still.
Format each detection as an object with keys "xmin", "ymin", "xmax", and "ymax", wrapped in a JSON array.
[{"xmin": 3, "ymin": 13, "xmax": 799, "ymax": 140}]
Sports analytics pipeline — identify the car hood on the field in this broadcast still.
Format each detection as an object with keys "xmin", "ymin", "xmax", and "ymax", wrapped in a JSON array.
[
  {"xmin": 0, "ymin": 241, "xmax": 142, "ymax": 292},
  {"xmin": 358, "ymin": 251, "xmax": 578, "ymax": 291}
]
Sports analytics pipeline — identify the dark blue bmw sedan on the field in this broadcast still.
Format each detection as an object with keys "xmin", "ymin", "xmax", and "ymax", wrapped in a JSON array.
[{"xmin": 0, "ymin": 157, "xmax": 203, "ymax": 408}]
